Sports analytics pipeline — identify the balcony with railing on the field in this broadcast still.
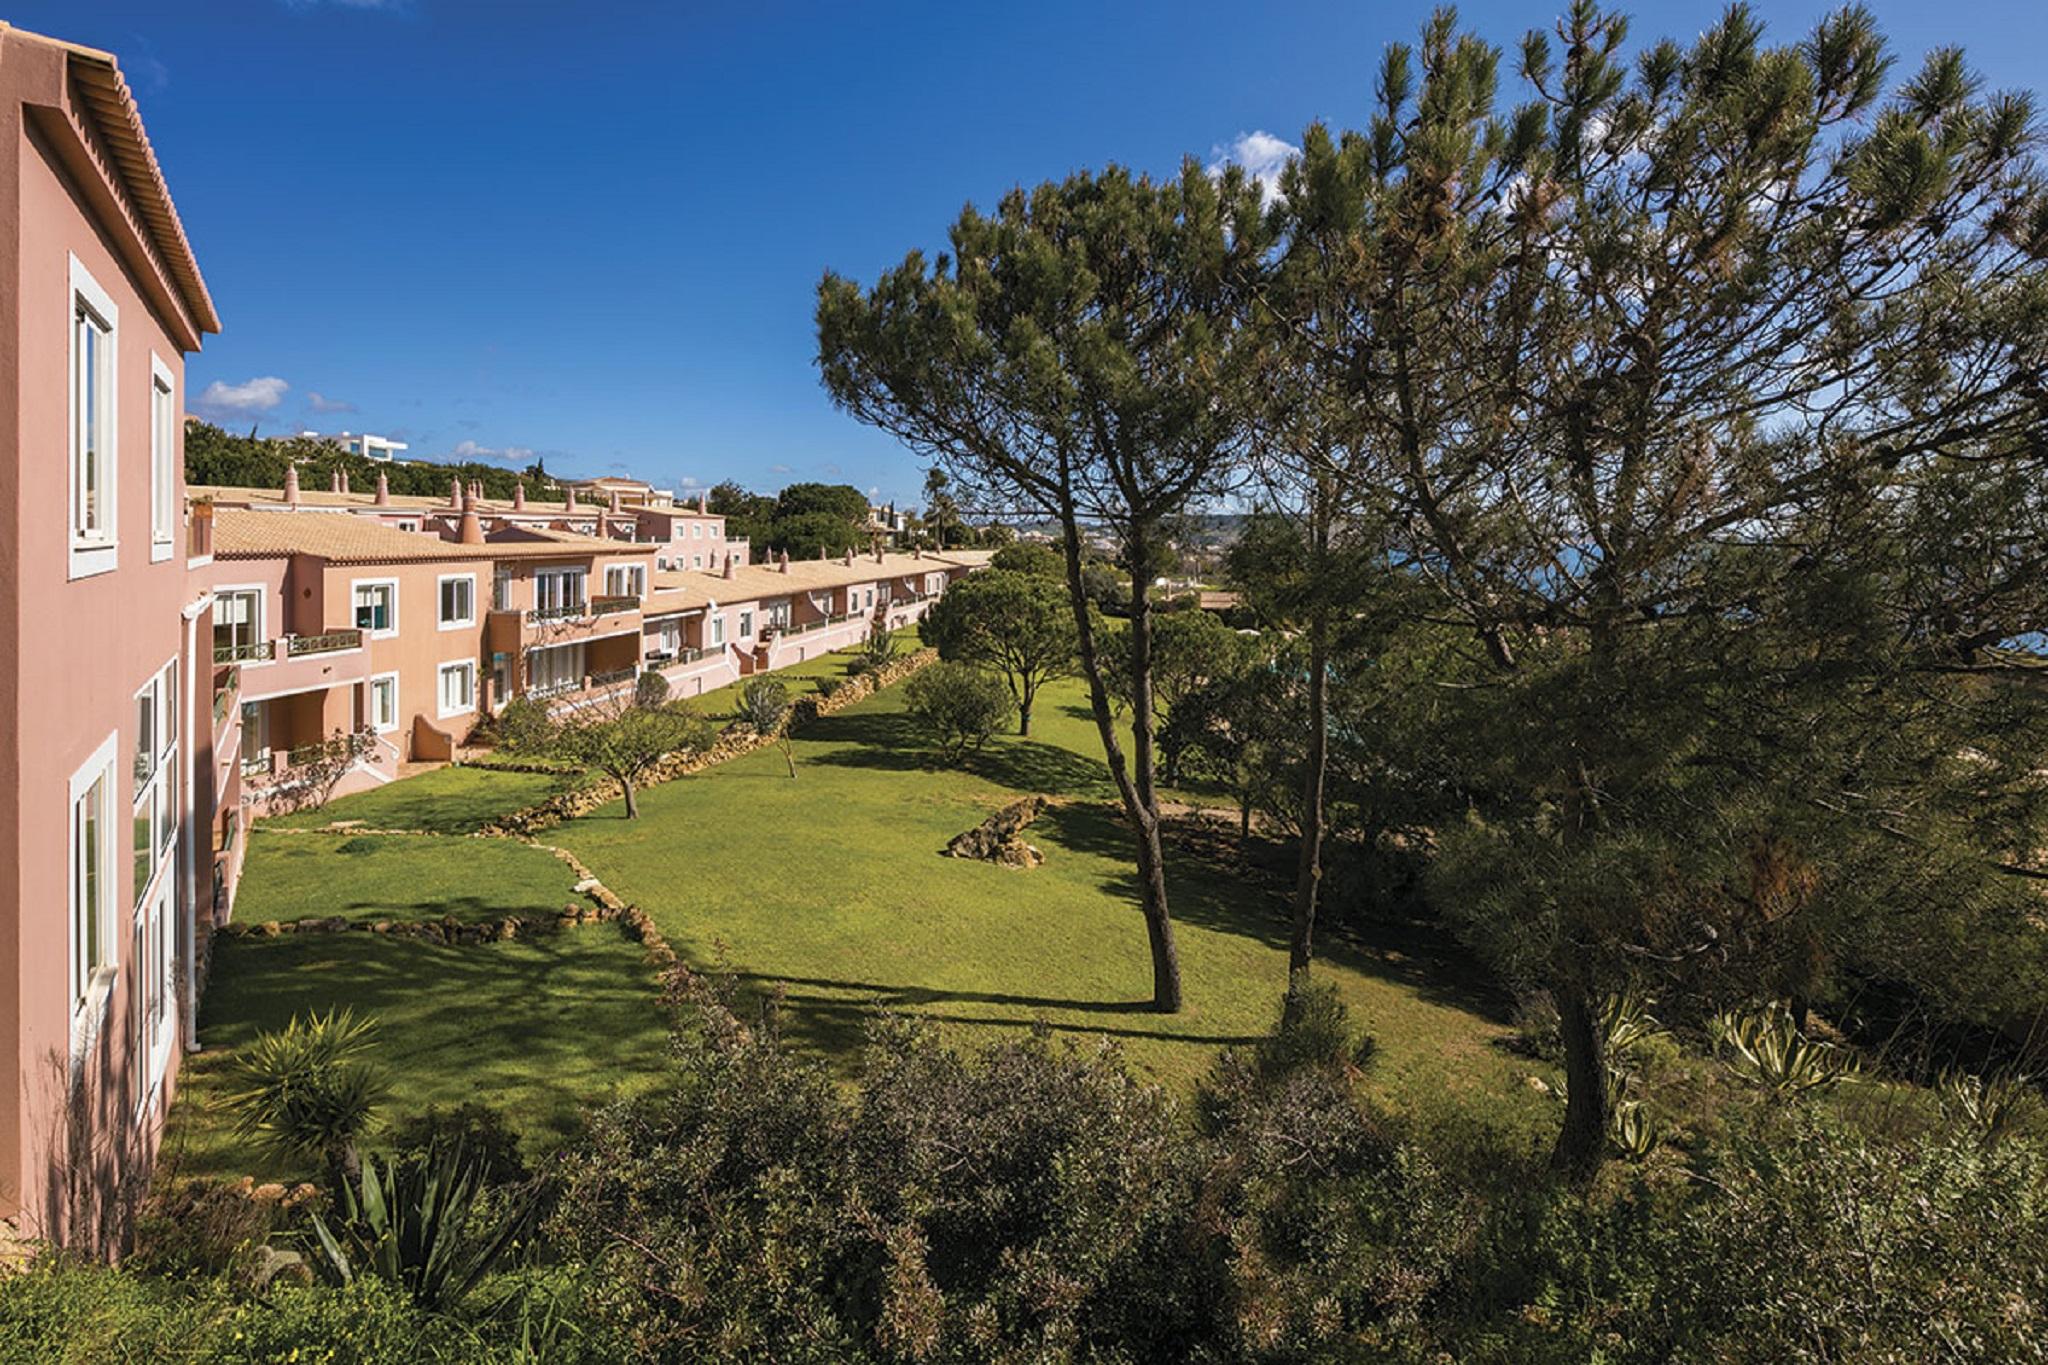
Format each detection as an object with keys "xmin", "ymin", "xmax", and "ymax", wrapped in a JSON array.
[
  {"xmin": 491, "ymin": 592, "xmax": 644, "ymax": 658},
  {"xmin": 218, "ymin": 628, "xmax": 371, "ymax": 699}
]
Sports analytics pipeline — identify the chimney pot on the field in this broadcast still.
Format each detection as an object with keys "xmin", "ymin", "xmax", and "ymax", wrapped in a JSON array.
[
  {"xmin": 449, "ymin": 477, "xmax": 462, "ymax": 510},
  {"xmin": 723, "ymin": 553, "xmax": 736, "ymax": 580},
  {"xmin": 565, "ymin": 485, "xmax": 578, "ymax": 511},
  {"xmin": 698, "ymin": 491, "xmax": 709, "ymax": 513},
  {"xmin": 330, "ymin": 468, "xmax": 342, "ymax": 494},
  {"xmin": 779, "ymin": 550, "xmax": 790, "ymax": 573},
  {"xmin": 609, "ymin": 489, "xmax": 623, "ymax": 514},
  {"xmin": 375, "ymin": 472, "xmax": 391, "ymax": 506},
  {"xmin": 284, "ymin": 464, "xmax": 301, "ymax": 506},
  {"xmin": 513, "ymin": 481, "xmax": 527, "ymax": 510}
]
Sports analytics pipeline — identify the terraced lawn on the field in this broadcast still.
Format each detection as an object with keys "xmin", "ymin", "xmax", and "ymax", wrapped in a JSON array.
[
  {"xmin": 230, "ymin": 831, "xmax": 583, "ymax": 927},
  {"xmin": 165, "ymin": 928, "xmax": 670, "ymax": 1181},
  {"xmin": 263, "ymin": 763, "xmax": 581, "ymax": 834},
  {"xmin": 555, "ymin": 675, "xmax": 1540, "ymax": 1133}
]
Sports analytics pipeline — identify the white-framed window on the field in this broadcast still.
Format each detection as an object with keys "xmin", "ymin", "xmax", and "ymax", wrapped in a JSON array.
[
  {"xmin": 768, "ymin": 600, "xmax": 792, "ymax": 630},
  {"xmin": 437, "ymin": 573, "xmax": 476, "ymax": 630},
  {"xmin": 69, "ymin": 255, "xmax": 120, "ymax": 579},
  {"xmin": 213, "ymin": 586, "xmax": 265, "ymax": 662},
  {"xmin": 864, "ymin": 589, "xmax": 874, "ymax": 609},
  {"xmin": 150, "ymin": 356, "xmax": 177, "ymax": 560},
  {"xmin": 352, "ymin": 578, "xmax": 399, "ymax": 637},
  {"xmin": 534, "ymin": 567, "xmax": 586, "ymax": 615},
  {"xmin": 526, "ymin": 642, "xmax": 584, "ymax": 696},
  {"xmin": 709, "ymin": 613, "xmax": 726, "ymax": 647},
  {"xmin": 692, "ymin": 524, "xmax": 702, "ymax": 539},
  {"xmin": 395, "ymin": 519, "xmax": 419, "ymax": 533},
  {"xmin": 739, "ymin": 609, "xmax": 754, "ymax": 638},
  {"xmin": 711, "ymin": 523, "xmax": 722, "ymax": 538},
  {"xmin": 493, "ymin": 567, "xmax": 514, "ymax": 611},
  {"xmin": 70, "ymin": 732, "xmax": 119, "ymax": 1051},
  {"xmin": 131, "ymin": 661, "xmax": 179, "ymax": 913},
  {"xmin": 131, "ymin": 875, "xmax": 174, "ymax": 1113},
  {"xmin": 692, "ymin": 554, "xmax": 703, "ymax": 569},
  {"xmin": 368, "ymin": 673, "xmax": 399, "ymax": 733},
  {"xmin": 605, "ymin": 564, "xmax": 646, "ymax": 599},
  {"xmin": 437, "ymin": 660, "xmax": 477, "ymax": 717}
]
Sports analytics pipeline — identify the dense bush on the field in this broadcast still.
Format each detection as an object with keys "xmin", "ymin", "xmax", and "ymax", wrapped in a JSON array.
[
  {"xmin": 902, "ymin": 662, "xmax": 1014, "ymax": 760},
  {"xmin": 12, "ymin": 979, "xmax": 2046, "ymax": 1362}
]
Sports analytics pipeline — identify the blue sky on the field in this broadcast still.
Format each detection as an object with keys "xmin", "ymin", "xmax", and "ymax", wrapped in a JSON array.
[{"xmin": 19, "ymin": 0, "xmax": 2047, "ymax": 505}]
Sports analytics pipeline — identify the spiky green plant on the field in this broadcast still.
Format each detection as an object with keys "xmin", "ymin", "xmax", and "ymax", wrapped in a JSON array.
[
  {"xmin": 308, "ymin": 1141, "xmax": 541, "ymax": 1311},
  {"xmin": 220, "ymin": 1007, "xmax": 387, "ymax": 1192},
  {"xmin": 1610, "ymin": 1099, "xmax": 1661, "ymax": 1162},
  {"xmin": 1710, "ymin": 1003, "xmax": 1858, "ymax": 1101},
  {"xmin": 1938, "ymin": 1069, "xmax": 2042, "ymax": 1147}
]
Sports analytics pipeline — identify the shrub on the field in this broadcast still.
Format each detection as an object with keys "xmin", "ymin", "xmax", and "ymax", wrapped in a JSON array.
[
  {"xmin": 634, "ymin": 669, "xmax": 671, "ymax": 709},
  {"xmin": 902, "ymin": 662, "xmax": 1013, "ymax": 761},
  {"xmin": 309, "ymin": 1144, "xmax": 543, "ymax": 1312},
  {"xmin": 857, "ymin": 619, "xmax": 898, "ymax": 670},
  {"xmin": 1263, "ymin": 979, "xmax": 1377, "ymax": 1075},
  {"xmin": 490, "ymin": 696, "xmax": 556, "ymax": 755},
  {"xmin": 219, "ymin": 1008, "xmax": 387, "ymax": 1194},
  {"xmin": 388, "ymin": 1102, "xmax": 530, "ymax": 1187}
]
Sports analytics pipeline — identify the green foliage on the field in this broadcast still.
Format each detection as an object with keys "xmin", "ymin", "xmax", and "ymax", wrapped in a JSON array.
[
  {"xmin": 507, "ymin": 694, "xmax": 713, "ymax": 817},
  {"xmin": 1261, "ymin": 979, "xmax": 1378, "ymax": 1076},
  {"xmin": 990, "ymin": 540, "xmax": 1064, "ymax": 578},
  {"xmin": 633, "ymin": 669, "xmax": 670, "ymax": 710},
  {"xmin": 857, "ymin": 618, "xmax": 898, "ymax": 671},
  {"xmin": 219, "ymin": 1007, "xmax": 387, "ymax": 1191},
  {"xmin": 918, "ymin": 568, "xmax": 1076, "ymax": 733},
  {"xmin": 308, "ymin": 1143, "xmax": 542, "ymax": 1312},
  {"xmin": 489, "ymin": 696, "xmax": 560, "ymax": 757},
  {"xmin": 731, "ymin": 677, "xmax": 792, "ymax": 734},
  {"xmin": 1938, "ymin": 1068, "xmax": 2043, "ymax": 1148},
  {"xmin": 388, "ymin": 1102, "xmax": 531, "ymax": 1187},
  {"xmin": 902, "ymin": 661, "xmax": 1014, "ymax": 761},
  {"xmin": 1710, "ymin": 1003, "xmax": 1859, "ymax": 1101},
  {"xmin": 184, "ymin": 420, "xmax": 541, "ymax": 501}
]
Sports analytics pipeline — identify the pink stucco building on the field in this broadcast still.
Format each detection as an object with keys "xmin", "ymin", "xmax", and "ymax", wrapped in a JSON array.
[{"xmin": 0, "ymin": 25, "xmax": 222, "ymax": 1251}]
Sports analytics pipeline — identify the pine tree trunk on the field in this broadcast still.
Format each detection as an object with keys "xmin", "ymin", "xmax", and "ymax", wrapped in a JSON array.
[
  {"xmin": 1057, "ymin": 512, "xmax": 1183, "ymax": 1012},
  {"xmin": 1289, "ymin": 600, "xmax": 1330, "ymax": 995},
  {"xmin": 1552, "ymin": 979, "xmax": 1609, "ymax": 1181}
]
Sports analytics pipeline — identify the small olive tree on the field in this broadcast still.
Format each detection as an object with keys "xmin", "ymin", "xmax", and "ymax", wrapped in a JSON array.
[
  {"xmin": 904, "ymin": 662, "xmax": 1014, "ymax": 762},
  {"xmin": 733, "ymin": 678, "xmax": 797, "ymax": 778},
  {"xmin": 505, "ymin": 688, "xmax": 712, "ymax": 819}
]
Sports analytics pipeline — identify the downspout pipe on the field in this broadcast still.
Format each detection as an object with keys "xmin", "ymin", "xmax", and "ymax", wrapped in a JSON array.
[{"xmin": 180, "ymin": 591, "xmax": 214, "ymax": 1051}]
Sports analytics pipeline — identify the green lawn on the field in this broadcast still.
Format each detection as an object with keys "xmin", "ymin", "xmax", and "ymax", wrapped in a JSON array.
[
  {"xmin": 676, "ymin": 631, "xmax": 914, "ymax": 719},
  {"xmin": 555, "ymin": 675, "xmax": 1538, "ymax": 1129},
  {"xmin": 164, "ymin": 929, "xmax": 670, "ymax": 1181},
  {"xmin": 230, "ymin": 831, "xmax": 582, "ymax": 926},
  {"xmin": 263, "ymin": 764, "xmax": 579, "ymax": 834}
]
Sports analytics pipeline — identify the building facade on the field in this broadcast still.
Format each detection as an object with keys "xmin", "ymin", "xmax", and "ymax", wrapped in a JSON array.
[{"xmin": 0, "ymin": 25, "xmax": 222, "ymax": 1250}]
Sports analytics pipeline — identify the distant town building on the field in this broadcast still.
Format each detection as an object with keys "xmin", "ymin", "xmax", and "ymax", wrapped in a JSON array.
[{"xmin": 287, "ymin": 430, "xmax": 409, "ymax": 462}]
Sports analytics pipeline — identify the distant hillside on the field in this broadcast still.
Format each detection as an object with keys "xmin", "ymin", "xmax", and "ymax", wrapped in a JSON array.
[{"xmin": 184, "ymin": 421, "xmax": 551, "ymax": 500}]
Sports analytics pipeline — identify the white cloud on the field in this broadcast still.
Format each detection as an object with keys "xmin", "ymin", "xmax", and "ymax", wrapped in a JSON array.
[
  {"xmin": 1207, "ymin": 130, "xmax": 1300, "ymax": 206},
  {"xmin": 195, "ymin": 376, "xmax": 289, "ymax": 416},
  {"xmin": 305, "ymin": 391, "xmax": 356, "ymax": 414},
  {"xmin": 450, "ymin": 438, "xmax": 538, "ymax": 465}
]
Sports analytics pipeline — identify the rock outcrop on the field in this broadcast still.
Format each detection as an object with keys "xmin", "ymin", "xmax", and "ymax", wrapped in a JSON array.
[{"xmin": 945, "ymin": 796, "xmax": 1048, "ymax": 869}]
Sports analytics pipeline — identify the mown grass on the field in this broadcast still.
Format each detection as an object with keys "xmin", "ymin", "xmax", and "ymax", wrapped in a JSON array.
[
  {"xmin": 163, "ymin": 928, "xmax": 669, "ymax": 1181},
  {"xmin": 555, "ymin": 674, "xmax": 1540, "ymax": 1134},
  {"xmin": 229, "ymin": 831, "xmax": 582, "ymax": 927},
  {"xmin": 262, "ymin": 764, "xmax": 579, "ymax": 834}
]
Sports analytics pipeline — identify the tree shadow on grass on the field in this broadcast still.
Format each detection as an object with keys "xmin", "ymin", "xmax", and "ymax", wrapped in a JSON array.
[
  {"xmin": 802, "ymin": 711, "xmax": 1109, "ymax": 798},
  {"xmin": 185, "ymin": 930, "xmax": 671, "ymax": 1175},
  {"xmin": 1034, "ymin": 802, "xmax": 1515, "ymax": 1026},
  {"xmin": 731, "ymin": 971, "xmax": 1263, "ymax": 1063}
]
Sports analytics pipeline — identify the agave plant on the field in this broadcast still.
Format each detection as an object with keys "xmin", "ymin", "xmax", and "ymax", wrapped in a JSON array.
[
  {"xmin": 1609, "ymin": 1098, "xmax": 1661, "ymax": 1161},
  {"xmin": 1709, "ymin": 1002, "xmax": 1858, "ymax": 1101},
  {"xmin": 309, "ymin": 1141, "xmax": 542, "ymax": 1311},
  {"xmin": 220, "ymin": 1007, "xmax": 387, "ymax": 1193},
  {"xmin": 1938, "ymin": 1069, "xmax": 2042, "ymax": 1147}
]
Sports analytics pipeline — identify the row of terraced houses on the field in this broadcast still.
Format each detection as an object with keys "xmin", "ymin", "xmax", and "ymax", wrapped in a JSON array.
[{"xmin": 0, "ymin": 25, "xmax": 987, "ymax": 1251}]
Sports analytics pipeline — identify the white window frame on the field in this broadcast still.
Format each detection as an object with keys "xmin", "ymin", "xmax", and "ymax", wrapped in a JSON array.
[
  {"xmin": 69, "ymin": 255, "xmax": 120, "ymax": 580},
  {"xmin": 368, "ymin": 671, "xmax": 400, "ymax": 733},
  {"xmin": 70, "ymin": 731, "xmax": 120, "ymax": 1058},
  {"xmin": 739, "ymin": 609, "xmax": 753, "ymax": 638},
  {"xmin": 351, "ymin": 577, "xmax": 400, "ymax": 639},
  {"xmin": 212, "ymin": 584, "xmax": 267, "ymax": 662},
  {"xmin": 132, "ymin": 874, "xmax": 175, "ymax": 1118},
  {"xmin": 709, "ymin": 613, "xmax": 726, "ymax": 647},
  {"xmin": 131, "ymin": 660, "xmax": 180, "ymax": 914},
  {"xmin": 605, "ymin": 564, "xmax": 646, "ymax": 600},
  {"xmin": 437, "ymin": 659, "xmax": 477, "ymax": 718},
  {"xmin": 149, "ymin": 354, "xmax": 177, "ymax": 561},
  {"xmin": 436, "ymin": 573, "xmax": 477, "ymax": 631}
]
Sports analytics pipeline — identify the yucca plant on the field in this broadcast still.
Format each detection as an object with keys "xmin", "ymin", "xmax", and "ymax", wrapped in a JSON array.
[
  {"xmin": 1938, "ymin": 1069, "xmax": 2042, "ymax": 1147},
  {"xmin": 1600, "ymin": 989, "xmax": 1665, "ymax": 1061},
  {"xmin": 220, "ymin": 1007, "xmax": 387, "ymax": 1193},
  {"xmin": 1709, "ymin": 1002, "xmax": 1858, "ymax": 1101},
  {"xmin": 309, "ymin": 1142, "xmax": 542, "ymax": 1311},
  {"xmin": 1609, "ymin": 1098, "xmax": 1661, "ymax": 1161}
]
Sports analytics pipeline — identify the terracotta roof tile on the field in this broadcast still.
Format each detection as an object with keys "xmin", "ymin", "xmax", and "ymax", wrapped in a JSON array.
[{"xmin": 213, "ymin": 507, "xmax": 650, "ymax": 564}]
